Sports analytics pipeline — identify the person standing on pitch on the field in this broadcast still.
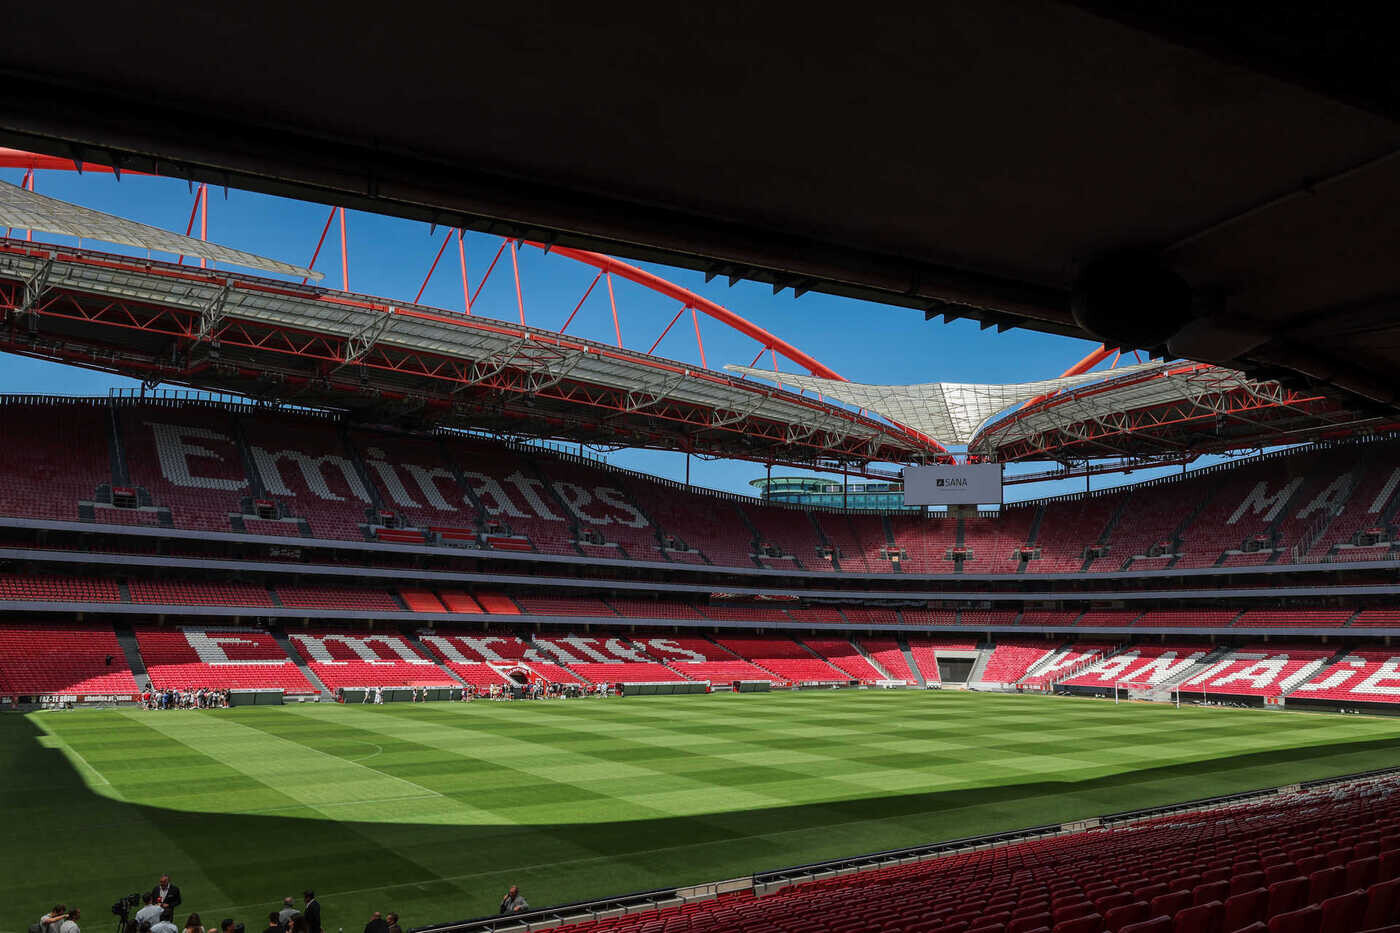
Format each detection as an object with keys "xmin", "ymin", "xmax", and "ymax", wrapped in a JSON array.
[
  {"xmin": 152, "ymin": 877, "xmax": 182, "ymax": 913},
  {"xmin": 302, "ymin": 892, "xmax": 321, "ymax": 933}
]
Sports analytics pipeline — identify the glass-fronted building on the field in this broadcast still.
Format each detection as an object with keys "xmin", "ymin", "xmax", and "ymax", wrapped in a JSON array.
[{"xmin": 750, "ymin": 476, "xmax": 922, "ymax": 510}]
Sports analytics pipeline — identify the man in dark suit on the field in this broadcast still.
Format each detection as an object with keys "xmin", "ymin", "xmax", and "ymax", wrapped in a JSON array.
[
  {"xmin": 302, "ymin": 892, "xmax": 321, "ymax": 933},
  {"xmin": 151, "ymin": 877, "xmax": 181, "ymax": 913}
]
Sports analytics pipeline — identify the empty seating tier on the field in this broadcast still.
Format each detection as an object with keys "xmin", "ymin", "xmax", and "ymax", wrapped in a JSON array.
[
  {"xmin": 0, "ymin": 622, "xmax": 137, "ymax": 696},
  {"xmin": 541, "ymin": 772, "xmax": 1400, "ymax": 933},
  {"xmin": 134, "ymin": 626, "xmax": 316, "ymax": 693},
  {"xmin": 286, "ymin": 631, "xmax": 455, "ymax": 689}
]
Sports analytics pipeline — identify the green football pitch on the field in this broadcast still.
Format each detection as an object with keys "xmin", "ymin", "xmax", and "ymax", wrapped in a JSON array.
[{"xmin": 8, "ymin": 691, "xmax": 1400, "ymax": 933}]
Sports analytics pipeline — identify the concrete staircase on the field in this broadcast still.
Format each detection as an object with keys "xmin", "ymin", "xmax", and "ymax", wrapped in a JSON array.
[
  {"xmin": 851, "ymin": 638, "xmax": 896, "ymax": 681},
  {"xmin": 899, "ymin": 639, "xmax": 927, "ymax": 686},
  {"xmin": 113, "ymin": 624, "xmax": 149, "ymax": 686},
  {"xmin": 272, "ymin": 629, "xmax": 334, "ymax": 698},
  {"xmin": 966, "ymin": 645, "xmax": 994, "ymax": 684}
]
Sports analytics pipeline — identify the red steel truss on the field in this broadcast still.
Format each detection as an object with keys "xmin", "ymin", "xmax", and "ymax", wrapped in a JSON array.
[
  {"xmin": 976, "ymin": 362, "xmax": 1395, "ymax": 461},
  {"xmin": 0, "ymin": 240, "xmax": 935, "ymax": 470}
]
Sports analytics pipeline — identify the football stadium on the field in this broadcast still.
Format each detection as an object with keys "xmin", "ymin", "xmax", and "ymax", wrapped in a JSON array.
[{"xmin": 7, "ymin": 7, "xmax": 1400, "ymax": 933}]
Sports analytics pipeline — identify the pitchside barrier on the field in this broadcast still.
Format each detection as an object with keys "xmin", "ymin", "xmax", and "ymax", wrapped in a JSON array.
[
  {"xmin": 339, "ymin": 687, "xmax": 463, "ymax": 703},
  {"xmin": 411, "ymin": 764, "xmax": 1400, "ymax": 933},
  {"xmin": 228, "ymin": 689, "xmax": 285, "ymax": 706},
  {"xmin": 734, "ymin": 680, "xmax": 771, "ymax": 693},
  {"xmin": 792, "ymin": 680, "xmax": 856, "ymax": 691},
  {"xmin": 623, "ymin": 682, "xmax": 708, "ymax": 696}
]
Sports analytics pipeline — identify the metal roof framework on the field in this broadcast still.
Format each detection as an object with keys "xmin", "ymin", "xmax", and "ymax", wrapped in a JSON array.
[
  {"xmin": 726, "ymin": 360, "xmax": 1165, "ymax": 445},
  {"xmin": 972, "ymin": 362, "xmax": 1393, "ymax": 461},
  {"xmin": 0, "ymin": 180, "xmax": 320, "ymax": 279},
  {"xmin": 0, "ymin": 238, "xmax": 936, "ymax": 466}
]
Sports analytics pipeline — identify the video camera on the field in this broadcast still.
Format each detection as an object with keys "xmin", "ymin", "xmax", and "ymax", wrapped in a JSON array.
[{"xmin": 111, "ymin": 894, "xmax": 142, "ymax": 920}]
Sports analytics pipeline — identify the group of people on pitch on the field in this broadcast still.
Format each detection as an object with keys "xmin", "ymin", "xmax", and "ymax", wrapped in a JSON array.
[
  {"xmin": 140, "ymin": 687, "xmax": 230, "ymax": 710},
  {"xmin": 37, "ymin": 873, "xmax": 532, "ymax": 933}
]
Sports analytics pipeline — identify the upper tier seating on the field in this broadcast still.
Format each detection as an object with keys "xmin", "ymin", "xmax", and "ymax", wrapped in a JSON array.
[
  {"xmin": 0, "ymin": 402, "xmax": 112, "ymax": 524},
  {"xmin": 979, "ymin": 638, "xmax": 1057, "ymax": 684},
  {"xmin": 1292, "ymin": 650, "xmax": 1400, "ymax": 704},
  {"xmin": 241, "ymin": 413, "xmax": 371, "ymax": 540},
  {"xmin": 961, "ymin": 508, "xmax": 1036, "ymax": 572},
  {"xmin": 540, "ymin": 773, "xmax": 1400, "ymax": 933},
  {"xmin": 532, "ymin": 455, "xmax": 665, "ymax": 560},
  {"xmin": 1059, "ymin": 643, "xmax": 1212, "ymax": 689},
  {"xmin": 622, "ymin": 476, "xmax": 753, "ymax": 567},
  {"xmin": 120, "ymin": 404, "xmax": 248, "ymax": 532},
  {"xmin": 1177, "ymin": 644, "xmax": 1334, "ymax": 697},
  {"xmin": 801, "ymin": 638, "xmax": 886, "ymax": 683},
  {"xmin": 857, "ymin": 638, "xmax": 917, "ymax": 683},
  {"xmin": 745, "ymin": 504, "xmax": 829, "ymax": 570},
  {"xmin": 714, "ymin": 636, "xmax": 847, "ymax": 683},
  {"xmin": 1027, "ymin": 496, "xmax": 1120, "ymax": 573},
  {"xmin": 0, "ymin": 622, "xmax": 138, "ymax": 696},
  {"xmin": 822, "ymin": 514, "xmax": 892, "ymax": 573},
  {"xmin": 134, "ymin": 626, "xmax": 317, "ymax": 692},
  {"xmin": 887, "ymin": 515, "xmax": 959, "ymax": 574},
  {"xmin": 441, "ymin": 436, "xmax": 579, "ymax": 555},
  {"xmin": 347, "ymin": 428, "xmax": 478, "ymax": 535},
  {"xmin": 286, "ymin": 630, "xmax": 456, "ymax": 689},
  {"xmin": 10, "ymin": 400, "xmax": 1400, "ymax": 579}
]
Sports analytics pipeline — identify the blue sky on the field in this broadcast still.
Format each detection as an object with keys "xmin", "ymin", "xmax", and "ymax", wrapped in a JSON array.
[{"xmin": 0, "ymin": 167, "xmax": 1224, "ymax": 500}]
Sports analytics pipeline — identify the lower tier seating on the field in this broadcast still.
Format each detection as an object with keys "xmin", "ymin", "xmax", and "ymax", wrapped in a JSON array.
[
  {"xmin": 134, "ymin": 626, "xmax": 317, "ymax": 693},
  {"xmin": 286, "ymin": 630, "xmax": 455, "ymax": 688},
  {"xmin": 858, "ymin": 638, "xmax": 918, "ymax": 683},
  {"xmin": 1059, "ymin": 643, "xmax": 1213, "ymax": 690},
  {"xmin": 542, "ymin": 772, "xmax": 1400, "ymax": 933},
  {"xmin": 715, "ymin": 636, "xmax": 847, "ymax": 683},
  {"xmin": 1177, "ymin": 644, "xmax": 1335, "ymax": 697},
  {"xmin": 1291, "ymin": 650, "xmax": 1400, "ymax": 704},
  {"xmin": 979, "ymin": 639, "xmax": 1057, "ymax": 684},
  {"xmin": 0, "ymin": 622, "xmax": 138, "ymax": 696},
  {"xmin": 801, "ymin": 638, "xmax": 887, "ymax": 682}
]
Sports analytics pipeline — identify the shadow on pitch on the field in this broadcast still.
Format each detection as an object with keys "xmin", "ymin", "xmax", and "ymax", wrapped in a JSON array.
[{"xmin": 9, "ymin": 713, "xmax": 1400, "ymax": 927}]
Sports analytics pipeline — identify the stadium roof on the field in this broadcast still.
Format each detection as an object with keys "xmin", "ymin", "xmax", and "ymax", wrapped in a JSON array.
[
  {"xmin": 0, "ymin": 181, "xmax": 319, "ymax": 279},
  {"xmin": 0, "ymin": 238, "xmax": 936, "ymax": 467},
  {"xmin": 724, "ymin": 360, "xmax": 1163, "ymax": 446},
  {"xmin": 2, "ymin": 4, "xmax": 1398, "ymax": 420},
  {"xmin": 975, "ymin": 363, "xmax": 1398, "ymax": 462}
]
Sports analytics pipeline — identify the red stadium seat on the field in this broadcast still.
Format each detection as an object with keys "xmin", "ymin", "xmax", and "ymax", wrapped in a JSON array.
[{"xmin": 1267, "ymin": 905, "xmax": 1320, "ymax": 933}]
